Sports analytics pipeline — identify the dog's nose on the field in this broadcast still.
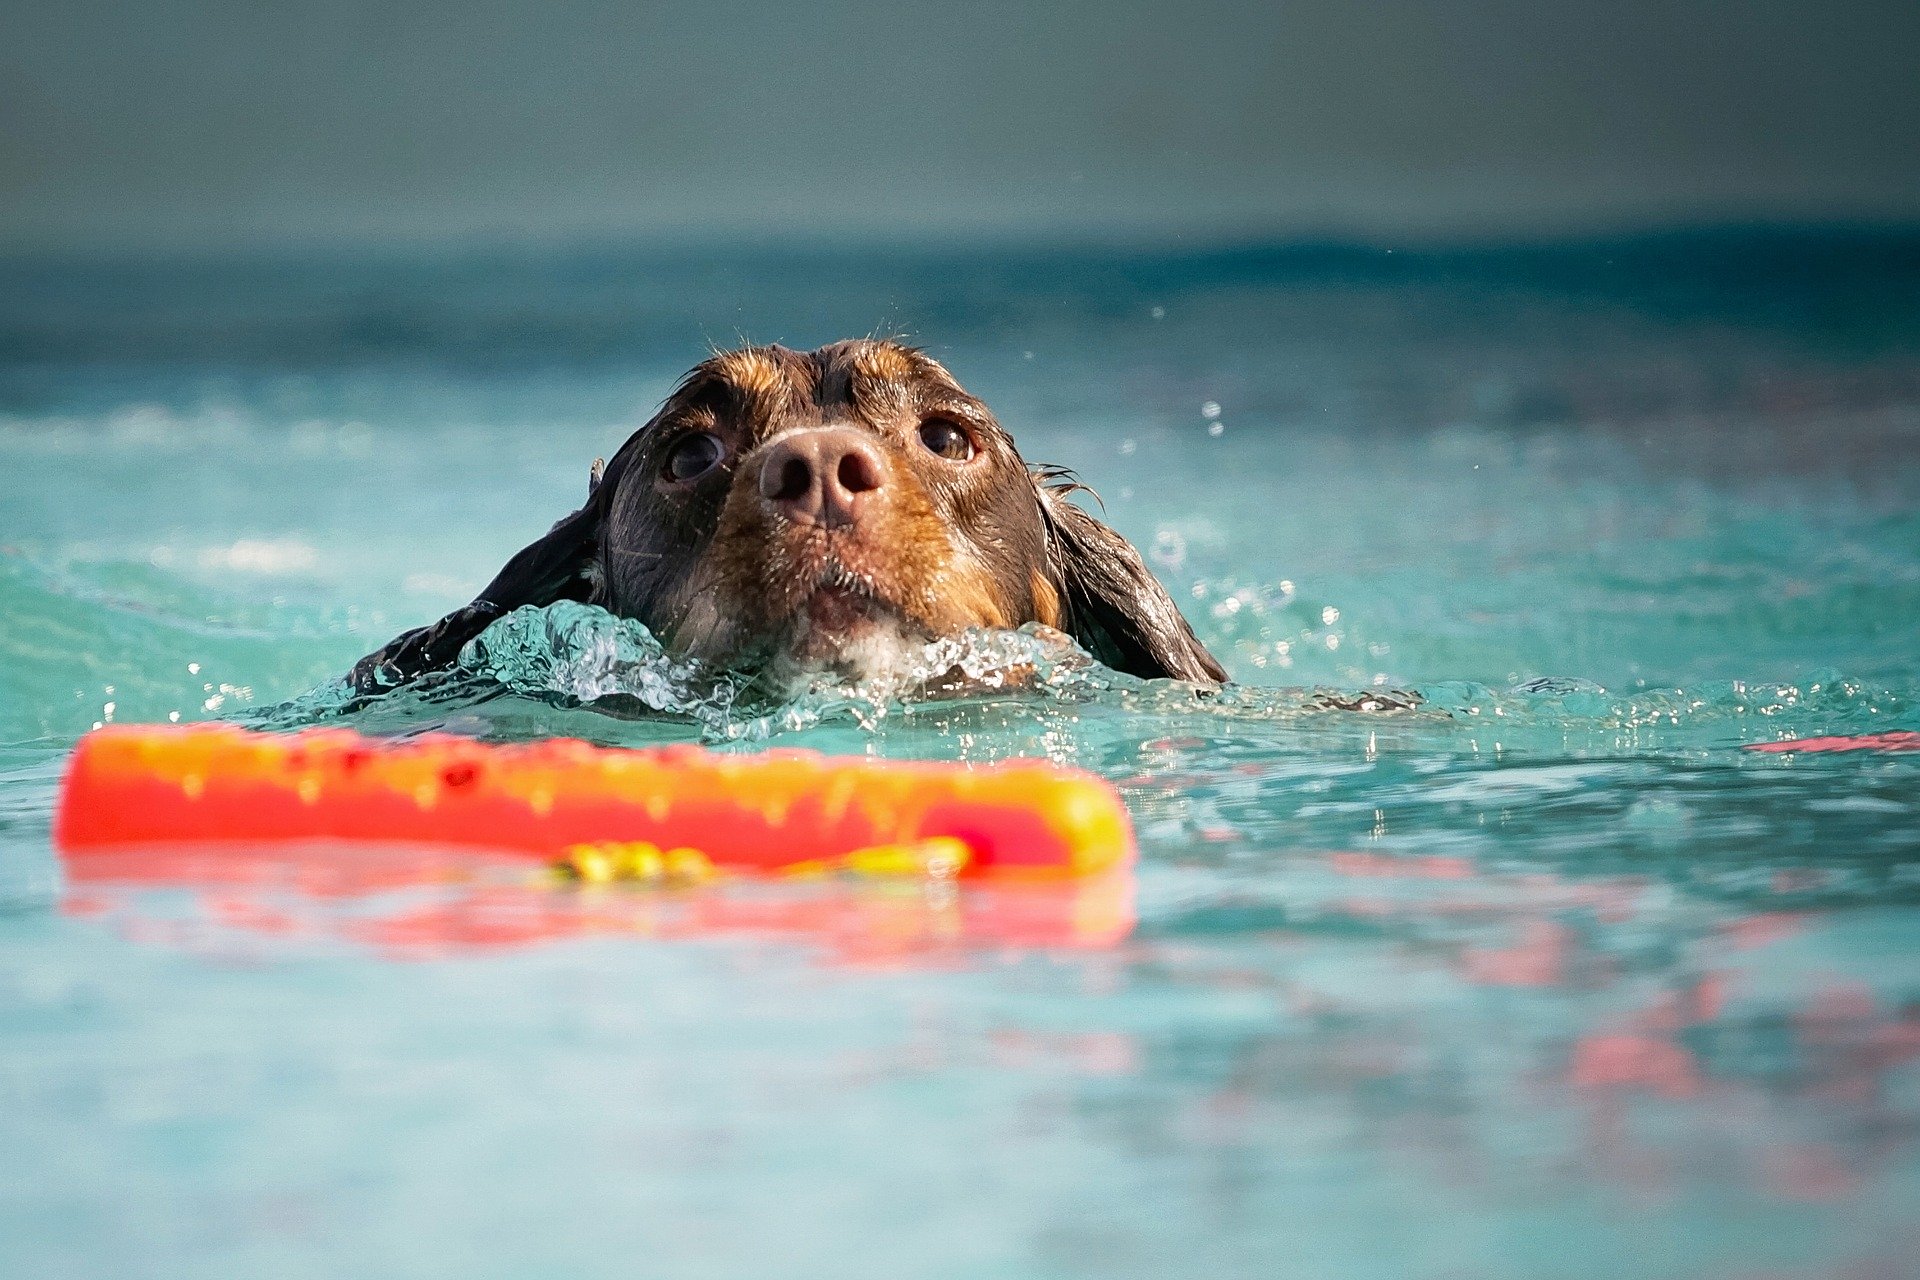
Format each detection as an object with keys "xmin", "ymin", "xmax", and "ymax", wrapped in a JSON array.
[{"xmin": 757, "ymin": 427, "xmax": 887, "ymax": 529}]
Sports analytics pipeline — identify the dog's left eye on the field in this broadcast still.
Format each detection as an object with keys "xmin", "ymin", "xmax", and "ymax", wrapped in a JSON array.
[
  {"xmin": 918, "ymin": 419, "xmax": 975, "ymax": 461},
  {"xmin": 664, "ymin": 432, "xmax": 724, "ymax": 482}
]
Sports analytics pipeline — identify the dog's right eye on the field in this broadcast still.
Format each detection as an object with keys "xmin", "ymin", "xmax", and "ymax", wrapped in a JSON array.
[
  {"xmin": 917, "ymin": 418, "xmax": 976, "ymax": 461},
  {"xmin": 663, "ymin": 432, "xmax": 724, "ymax": 482}
]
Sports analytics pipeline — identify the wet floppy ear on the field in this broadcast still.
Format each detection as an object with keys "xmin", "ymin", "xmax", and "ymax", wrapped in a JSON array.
[
  {"xmin": 348, "ymin": 472, "xmax": 606, "ymax": 692},
  {"xmin": 1036, "ymin": 481, "xmax": 1228, "ymax": 686}
]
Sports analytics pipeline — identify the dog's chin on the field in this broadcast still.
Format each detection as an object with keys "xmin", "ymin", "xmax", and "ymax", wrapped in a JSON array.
[{"xmin": 762, "ymin": 585, "xmax": 929, "ymax": 692}]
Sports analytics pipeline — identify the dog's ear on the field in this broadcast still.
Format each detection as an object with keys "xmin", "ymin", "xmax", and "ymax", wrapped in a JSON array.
[
  {"xmin": 348, "ymin": 476, "xmax": 606, "ymax": 693},
  {"xmin": 1037, "ymin": 482, "xmax": 1228, "ymax": 686}
]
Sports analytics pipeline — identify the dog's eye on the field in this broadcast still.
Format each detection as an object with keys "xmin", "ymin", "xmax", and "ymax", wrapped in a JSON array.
[
  {"xmin": 918, "ymin": 419, "xmax": 975, "ymax": 461},
  {"xmin": 663, "ymin": 432, "xmax": 724, "ymax": 482}
]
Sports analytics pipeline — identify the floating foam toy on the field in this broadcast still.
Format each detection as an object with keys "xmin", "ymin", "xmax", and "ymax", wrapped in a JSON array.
[{"xmin": 55, "ymin": 725, "xmax": 1135, "ymax": 880}]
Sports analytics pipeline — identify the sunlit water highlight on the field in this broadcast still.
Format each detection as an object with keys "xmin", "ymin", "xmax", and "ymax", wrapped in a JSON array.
[{"xmin": 3, "ymin": 235, "xmax": 1919, "ymax": 1278}]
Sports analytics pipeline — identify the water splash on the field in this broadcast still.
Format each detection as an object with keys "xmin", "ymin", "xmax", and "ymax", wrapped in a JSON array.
[
  {"xmin": 458, "ymin": 600, "xmax": 721, "ymax": 716},
  {"xmin": 240, "ymin": 600, "xmax": 1920, "ymax": 757},
  {"xmin": 255, "ymin": 601, "xmax": 1136, "ymax": 745}
]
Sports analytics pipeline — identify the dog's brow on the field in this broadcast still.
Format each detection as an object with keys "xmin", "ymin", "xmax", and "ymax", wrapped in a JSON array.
[
  {"xmin": 708, "ymin": 348, "xmax": 796, "ymax": 417},
  {"xmin": 849, "ymin": 343, "xmax": 915, "ymax": 383},
  {"xmin": 840, "ymin": 344, "xmax": 977, "ymax": 422},
  {"xmin": 926, "ymin": 396, "xmax": 992, "ymax": 430},
  {"xmin": 846, "ymin": 368, "xmax": 916, "ymax": 420}
]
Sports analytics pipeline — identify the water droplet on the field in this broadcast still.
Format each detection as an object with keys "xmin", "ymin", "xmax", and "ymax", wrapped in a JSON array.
[{"xmin": 1150, "ymin": 530, "xmax": 1188, "ymax": 571}]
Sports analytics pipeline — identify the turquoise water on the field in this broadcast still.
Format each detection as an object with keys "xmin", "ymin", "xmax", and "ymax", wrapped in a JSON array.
[{"xmin": 4, "ymin": 234, "xmax": 1920, "ymax": 1278}]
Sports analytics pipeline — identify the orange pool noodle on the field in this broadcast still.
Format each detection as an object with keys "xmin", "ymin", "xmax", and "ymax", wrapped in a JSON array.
[{"xmin": 55, "ymin": 725, "xmax": 1135, "ymax": 879}]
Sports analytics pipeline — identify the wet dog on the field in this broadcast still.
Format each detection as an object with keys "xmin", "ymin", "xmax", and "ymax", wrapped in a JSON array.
[{"xmin": 352, "ymin": 340, "xmax": 1225, "ymax": 692}]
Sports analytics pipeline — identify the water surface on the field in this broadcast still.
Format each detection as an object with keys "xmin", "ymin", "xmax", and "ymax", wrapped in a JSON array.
[{"xmin": 4, "ymin": 233, "xmax": 1919, "ymax": 1279}]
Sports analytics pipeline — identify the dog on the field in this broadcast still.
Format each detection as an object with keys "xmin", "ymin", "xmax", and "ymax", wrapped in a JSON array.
[{"xmin": 351, "ymin": 340, "xmax": 1226, "ymax": 694}]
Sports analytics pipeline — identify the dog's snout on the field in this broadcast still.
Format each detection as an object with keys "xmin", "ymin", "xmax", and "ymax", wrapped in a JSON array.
[{"xmin": 757, "ymin": 427, "xmax": 887, "ymax": 529}]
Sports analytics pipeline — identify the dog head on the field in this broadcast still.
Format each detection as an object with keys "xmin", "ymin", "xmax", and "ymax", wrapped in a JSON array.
[{"xmin": 354, "ymin": 341, "xmax": 1225, "ymax": 690}]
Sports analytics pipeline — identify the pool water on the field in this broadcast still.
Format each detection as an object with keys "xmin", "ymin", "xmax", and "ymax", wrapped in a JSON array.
[{"xmin": 3, "ymin": 233, "xmax": 1919, "ymax": 1278}]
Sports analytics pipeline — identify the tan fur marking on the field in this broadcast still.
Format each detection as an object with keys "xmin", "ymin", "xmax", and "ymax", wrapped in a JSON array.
[
  {"xmin": 851, "ymin": 343, "xmax": 914, "ymax": 382},
  {"xmin": 829, "ymin": 341, "xmax": 916, "ymax": 422},
  {"xmin": 906, "ymin": 350, "xmax": 962, "ymax": 390},
  {"xmin": 1029, "ymin": 570, "xmax": 1063, "ymax": 628},
  {"xmin": 713, "ymin": 349, "xmax": 788, "ymax": 405},
  {"xmin": 927, "ymin": 558, "xmax": 1011, "ymax": 632}
]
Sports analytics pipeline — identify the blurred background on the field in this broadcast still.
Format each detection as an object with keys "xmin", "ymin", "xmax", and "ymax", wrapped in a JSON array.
[{"xmin": 5, "ymin": 0, "xmax": 1920, "ymax": 250}]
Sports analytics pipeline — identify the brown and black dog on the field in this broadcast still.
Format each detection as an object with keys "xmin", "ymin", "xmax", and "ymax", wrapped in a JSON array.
[{"xmin": 352, "ymin": 340, "xmax": 1225, "ymax": 693}]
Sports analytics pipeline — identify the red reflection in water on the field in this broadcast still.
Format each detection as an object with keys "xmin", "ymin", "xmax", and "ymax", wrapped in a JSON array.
[
  {"xmin": 60, "ymin": 839, "xmax": 1136, "ymax": 963},
  {"xmin": 1257, "ymin": 847, "xmax": 1920, "ymax": 1213},
  {"xmin": 1462, "ymin": 919, "xmax": 1571, "ymax": 987},
  {"xmin": 1564, "ymin": 972, "xmax": 1920, "ymax": 1212},
  {"xmin": 1718, "ymin": 912, "xmax": 1811, "ymax": 949},
  {"xmin": 1328, "ymin": 850, "xmax": 1474, "ymax": 880},
  {"xmin": 988, "ymin": 1028, "xmax": 1142, "ymax": 1076},
  {"xmin": 1567, "ymin": 1032, "xmax": 1703, "ymax": 1097},
  {"xmin": 1762, "ymin": 1143, "xmax": 1864, "ymax": 1203},
  {"xmin": 1746, "ymin": 731, "xmax": 1920, "ymax": 753}
]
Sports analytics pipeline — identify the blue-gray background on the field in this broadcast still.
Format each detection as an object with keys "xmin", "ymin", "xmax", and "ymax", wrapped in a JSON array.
[{"xmin": 5, "ymin": 0, "xmax": 1918, "ymax": 252}]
